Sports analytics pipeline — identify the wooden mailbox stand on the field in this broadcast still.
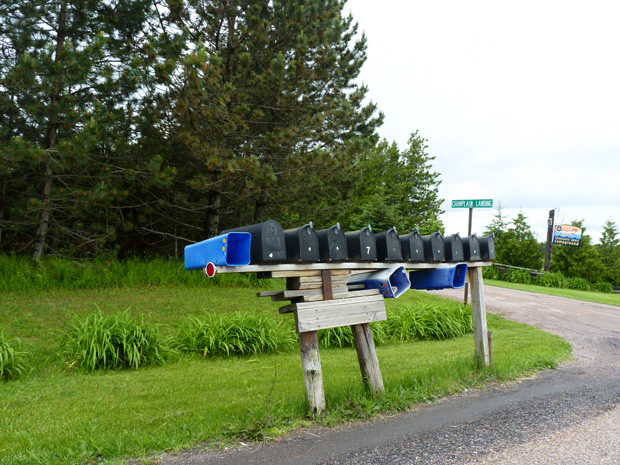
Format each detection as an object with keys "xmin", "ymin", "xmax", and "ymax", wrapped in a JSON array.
[{"xmin": 217, "ymin": 261, "xmax": 491, "ymax": 414}]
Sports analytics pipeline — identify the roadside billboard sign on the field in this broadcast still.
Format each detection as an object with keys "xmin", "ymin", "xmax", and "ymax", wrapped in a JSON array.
[{"xmin": 553, "ymin": 224, "xmax": 583, "ymax": 247}]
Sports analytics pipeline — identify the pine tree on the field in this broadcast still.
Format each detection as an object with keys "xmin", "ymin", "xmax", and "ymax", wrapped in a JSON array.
[
  {"xmin": 344, "ymin": 132, "xmax": 444, "ymax": 234},
  {"xmin": 598, "ymin": 218, "xmax": 620, "ymax": 285},
  {"xmin": 155, "ymin": 0, "xmax": 383, "ymax": 238},
  {"xmin": 0, "ymin": 0, "xmax": 173, "ymax": 259}
]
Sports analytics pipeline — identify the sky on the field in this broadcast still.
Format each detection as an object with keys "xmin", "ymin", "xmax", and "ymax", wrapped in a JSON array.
[{"xmin": 345, "ymin": 0, "xmax": 620, "ymax": 243}]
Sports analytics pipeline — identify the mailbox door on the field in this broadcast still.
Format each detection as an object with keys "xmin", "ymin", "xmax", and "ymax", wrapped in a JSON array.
[
  {"xmin": 284, "ymin": 224, "xmax": 320, "ymax": 262},
  {"xmin": 400, "ymin": 232, "xmax": 425, "ymax": 262},
  {"xmin": 376, "ymin": 228, "xmax": 403, "ymax": 261},
  {"xmin": 317, "ymin": 225, "xmax": 348, "ymax": 261},
  {"xmin": 479, "ymin": 235, "xmax": 496, "ymax": 260},
  {"xmin": 422, "ymin": 232, "xmax": 445, "ymax": 262},
  {"xmin": 463, "ymin": 235, "xmax": 481, "ymax": 261},
  {"xmin": 345, "ymin": 227, "xmax": 377, "ymax": 261},
  {"xmin": 444, "ymin": 234, "xmax": 464, "ymax": 262}
]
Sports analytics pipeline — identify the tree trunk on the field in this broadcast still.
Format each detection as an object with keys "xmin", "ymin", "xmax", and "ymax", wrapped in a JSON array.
[
  {"xmin": 0, "ymin": 179, "xmax": 6, "ymax": 247},
  {"xmin": 33, "ymin": 0, "xmax": 65, "ymax": 262},
  {"xmin": 32, "ymin": 160, "xmax": 53, "ymax": 262},
  {"xmin": 253, "ymin": 194, "xmax": 267, "ymax": 223},
  {"xmin": 204, "ymin": 191, "xmax": 221, "ymax": 238}
]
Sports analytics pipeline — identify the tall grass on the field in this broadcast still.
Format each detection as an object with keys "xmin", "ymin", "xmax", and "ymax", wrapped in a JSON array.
[
  {"xmin": 60, "ymin": 310, "xmax": 172, "ymax": 371},
  {"xmin": 318, "ymin": 302, "xmax": 472, "ymax": 348},
  {"xmin": 383, "ymin": 302, "xmax": 473, "ymax": 342},
  {"xmin": 175, "ymin": 313, "xmax": 297, "ymax": 357},
  {"xmin": 0, "ymin": 254, "xmax": 267, "ymax": 292},
  {"xmin": 0, "ymin": 332, "xmax": 31, "ymax": 381}
]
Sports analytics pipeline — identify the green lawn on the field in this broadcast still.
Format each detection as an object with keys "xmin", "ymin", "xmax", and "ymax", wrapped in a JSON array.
[
  {"xmin": 485, "ymin": 279, "xmax": 620, "ymax": 307},
  {"xmin": 0, "ymin": 284, "xmax": 571, "ymax": 465}
]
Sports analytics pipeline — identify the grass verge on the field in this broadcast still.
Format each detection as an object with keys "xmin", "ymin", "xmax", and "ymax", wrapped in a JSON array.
[
  {"xmin": 484, "ymin": 279, "xmax": 620, "ymax": 307},
  {"xmin": 0, "ymin": 283, "xmax": 571, "ymax": 465}
]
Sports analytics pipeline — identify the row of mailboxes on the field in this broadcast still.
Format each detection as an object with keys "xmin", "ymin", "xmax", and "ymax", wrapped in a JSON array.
[{"xmin": 185, "ymin": 220, "xmax": 495, "ymax": 270}]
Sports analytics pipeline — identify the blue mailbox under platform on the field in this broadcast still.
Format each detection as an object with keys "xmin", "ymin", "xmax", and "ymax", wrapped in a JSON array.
[
  {"xmin": 409, "ymin": 263, "xmax": 468, "ymax": 290},
  {"xmin": 347, "ymin": 266, "xmax": 410, "ymax": 298},
  {"xmin": 184, "ymin": 232, "xmax": 252, "ymax": 271}
]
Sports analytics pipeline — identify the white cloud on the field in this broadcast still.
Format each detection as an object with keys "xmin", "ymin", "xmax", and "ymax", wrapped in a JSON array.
[{"xmin": 347, "ymin": 0, "xmax": 620, "ymax": 242}]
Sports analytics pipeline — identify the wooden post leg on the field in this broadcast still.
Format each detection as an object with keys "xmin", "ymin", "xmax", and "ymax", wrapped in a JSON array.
[
  {"xmin": 298, "ymin": 330, "xmax": 325, "ymax": 414},
  {"xmin": 351, "ymin": 323, "xmax": 384, "ymax": 394},
  {"xmin": 468, "ymin": 266, "xmax": 490, "ymax": 366}
]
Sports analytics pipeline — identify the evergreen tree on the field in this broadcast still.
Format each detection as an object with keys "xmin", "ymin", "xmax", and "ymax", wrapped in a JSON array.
[
  {"xmin": 0, "ymin": 0, "xmax": 173, "ymax": 259},
  {"xmin": 156, "ymin": 0, "xmax": 383, "ymax": 238},
  {"xmin": 500, "ymin": 212, "xmax": 543, "ymax": 269},
  {"xmin": 484, "ymin": 210, "xmax": 542, "ymax": 269},
  {"xmin": 484, "ymin": 203, "xmax": 508, "ymax": 238},
  {"xmin": 344, "ymin": 132, "xmax": 444, "ymax": 234},
  {"xmin": 597, "ymin": 218, "xmax": 620, "ymax": 285}
]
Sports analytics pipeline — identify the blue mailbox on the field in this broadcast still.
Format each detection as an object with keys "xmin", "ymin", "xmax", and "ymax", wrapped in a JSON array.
[
  {"xmin": 409, "ymin": 263, "xmax": 468, "ymax": 290},
  {"xmin": 184, "ymin": 232, "xmax": 251, "ymax": 270},
  {"xmin": 347, "ymin": 266, "xmax": 410, "ymax": 298}
]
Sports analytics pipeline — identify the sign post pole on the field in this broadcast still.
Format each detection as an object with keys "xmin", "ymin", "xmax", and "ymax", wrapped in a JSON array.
[
  {"xmin": 544, "ymin": 209, "xmax": 554, "ymax": 272},
  {"xmin": 451, "ymin": 199, "xmax": 493, "ymax": 305},
  {"xmin": 464, "ymin": 207, "xmax": 473, "ymax": 304}
]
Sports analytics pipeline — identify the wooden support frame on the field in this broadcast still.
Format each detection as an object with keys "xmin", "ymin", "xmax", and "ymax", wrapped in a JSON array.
[
  {"xmin": 351, "ymin": 323, "xmax": 384, "ymax": 394},
  {"xmin": 468, "ymin": 266, "xmax": 490, "ymax": 366},
  {"xmin": 251, "ymin": 261, "xmax": 492, "ymax": 412},
  {"xmin": 297, "ymin": 330, "xmax": 325, "ymax": 414}
]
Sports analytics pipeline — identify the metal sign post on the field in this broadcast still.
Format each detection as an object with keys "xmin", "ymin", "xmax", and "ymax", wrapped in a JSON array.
[{"xmin": 451, "ymin": 199, "xmax": 493, "ymax": 304}]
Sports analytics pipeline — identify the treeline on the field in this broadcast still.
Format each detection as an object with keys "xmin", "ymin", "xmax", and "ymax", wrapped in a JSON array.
[
  {"xmin": 485, "ymin": 208, "xmax": 620, "ymax": 287},
  {"xmin": 1, "ymin": 1, "xmax": 443, "ymax": 261}
]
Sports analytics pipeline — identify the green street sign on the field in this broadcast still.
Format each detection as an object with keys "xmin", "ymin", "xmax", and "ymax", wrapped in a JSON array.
[{"xmin": 451, "ymin": 199, "xmax": 493, "ymax": 209}]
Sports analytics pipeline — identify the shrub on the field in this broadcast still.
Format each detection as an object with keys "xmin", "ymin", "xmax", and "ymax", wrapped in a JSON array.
[
  {"xmin": 567, "ymin": 277, "xmax": 591, "ymax": 292},
  {"xmin": 176, "ymin": 313, "xmax": 296, "ymax": 357},
  {"xmin": 536, "ymin": 272, "xmax": 569, "ymax": 289},
  {"xmin": 502, "ymin": 268, "xmax": 533, "ymax": 284},
  {"xmin": 382, "ymin": 303, "xmax": 473, "ymax": 342},
  {"xmin": 0, "ymin": 333, "xmax": 31, "ymax": 381},
  {"xmin": 60, "ymin": 310, "xmax": 171, "ymax": 371},
  {"xmin": 594, "ymin": 282, "xmax": 614, "ymax": 293},
  {"xmin": 482, "ymin": 266, "xmax": 500, "ymax": 280}
]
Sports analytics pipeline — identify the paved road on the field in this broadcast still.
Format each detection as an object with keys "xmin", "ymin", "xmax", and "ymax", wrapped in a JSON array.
[{"xmin": 158, "ymin": 286, "xmax": 620, "ymax": 465}]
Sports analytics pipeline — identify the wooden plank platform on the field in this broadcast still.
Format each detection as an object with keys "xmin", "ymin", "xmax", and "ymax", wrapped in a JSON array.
[{"xmin": 216, "ymin": 261, "xmax": 492, "ymax": 274}]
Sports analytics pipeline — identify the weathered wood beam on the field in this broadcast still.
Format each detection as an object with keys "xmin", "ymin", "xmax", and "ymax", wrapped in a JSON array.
[
  {"xmin": 468, "ymin": 266, "xmax": 490, "ymax": 366},
  {"xmin": 351, "ymin": 323, "xmax": 384, "ymax": 395},
  {"xmin": 298, "ymin": 331, "xmax": 325, "ymax": 414}
]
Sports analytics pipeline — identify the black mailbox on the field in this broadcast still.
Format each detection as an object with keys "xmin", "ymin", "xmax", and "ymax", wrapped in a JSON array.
[
  {"xmin": 478, "ymin": 235, "xmax": 496, "ymax": 260},
  {"xmin": 400, "ymin": 230, "xmax": 425, "ymax": 262},
  {"xmin": 317, "ymin": 223, "xmax": 348, "ymax": 262},
  {"xmin": 283, "ymin": 223, "xmax": 320, "ymax": 262},
  {"xmin": 421, "ymin": 232, "xmax": 445, "ymax": 262},
  {"xmin": 345, "ymin": 226, "xmax": 377, "ymax": 261},
  {"xmin": 376, "ymin": 227, "xmax": 403, "ymax": 261},
  {"xmin": 462, "ymin": 234, "xmax": 481, "ymax": 261},
  {"xmin": 222, "ymin": 220, "xmax": 286, "ymax": 264},
  {"xmin": 444, "ymin": 233, "xmax": 464, "ymax": 262}
]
